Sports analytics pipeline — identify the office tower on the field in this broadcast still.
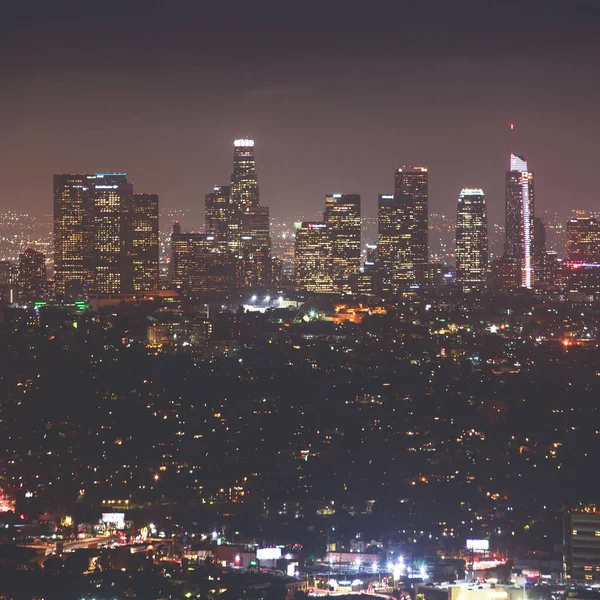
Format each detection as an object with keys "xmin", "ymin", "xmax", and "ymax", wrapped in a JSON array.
[
  {"xmin": 54, "ymin": 173, "xmax": 160, "ymax": 296},
  {"xmin": 394, "ymin": 165, "xmax": 428, "ymax": 279},
  {"xmin": 455, "ymin": 189, "xmax": 488, "ymax": 291},
  {"xmin": 324, "ymin": 193, "xmax": 361, "ymax": 293},
  {"xmin": 127, "ymin": 193, "xmax": 159, "ymax": 292},
  {"xmin": 53, "ymin": 173, "xmax": 94, "ymax": 297},
  {"xmin": 564, "ymin": 511, "xmax": 600, "ymax": 582},
  {"xmin": 566, "ymin": 216, "xmax": 600, "ymax": 263},
  {"xmin": 505, "ymin": 154, "xmax": 534, "ymax": 288},
  {"xmin": 239, "ymin": 205, "xmax": 271, "ymax": 288},
  {"xmin": 377, "ymin": 193, "xmax": 413, "ymax": 291},
  {"xmin": 231, "ymin": 138, "xmax": 259, "ymax": 211},
  {"xmin": 532, "ymin": 217, "xmax": 549, "ymax": 286},
  {"xmin": 205, "ymin": 185, "xmax": 235, "ymax": 245},
  {"xmin": 18, "ymin": 248, "xmax": 46, "ymax": 302},
  {"xmin": 170, "ymin": 223, "xmax": 234, "ymax": 294},
  {"xmin": 294, "ymin": 222, "xmax": 333, "ymax": 293},
  {"xmin": 271, "ymin": 257, "xmax": 283, "ymax": 288},
  {"xmin": 490, "ymin": 257, "xmax": 520, "ymax": 290},
  {"xmin": 90, "ymin": 173, "xmax": 134, "ymax": 294},
  {"xmin": 0, "ymin": 260, "xmax": 15, "ymax": 304}
]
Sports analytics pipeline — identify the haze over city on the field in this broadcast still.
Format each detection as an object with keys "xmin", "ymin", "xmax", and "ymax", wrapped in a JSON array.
[{"xmin": 2, "ymin": 1, "xmax": 600, "ymax": 223}]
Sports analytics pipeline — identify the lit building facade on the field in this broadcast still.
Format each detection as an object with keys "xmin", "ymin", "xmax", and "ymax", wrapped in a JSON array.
[
  {"xmin": 324, "ymin": 193, "xmax": 361, "ymax": 293},
  {"xmin": 377, "ymin": 193, "xmax": 414, "ymax": 291},
  {"xmin": 17, "ymin": 248, "xmax": 46, "ymax": 302},
  {"xmin": 505, "ymin": 154, "xmax": 534, "ymax": 288},
  {"xmin": 239, "ymin": 205, "xmax": 271, "ymax": 289},
  {"xmin": 566, "ymin": 217, "xmax": 600, "ymax": 263},
  {"xmin": 55, "ymin": 173, "xmax": 158, "ymax": 297},
  {"xmin": 294, "ymin": 222, "xmax": 333, "ymax": 293},
  {"xmin": 170, "ymin": 223, "xmax": 234, "ymax": 295},
  {"xmin": 91, "ymin": 173, "xmax": 134, "ymax": 294},
  {"xmin": 127, "ymin": 193, "xmax": 159, "ymax": 292},
  {"xmin": 205, "ymin": 185, "xmax": 234, "ymax": 244},
  {"xmin": 231, "ymin": 138, "xmax": 259, "ymax": 212},
  {"xmin": 394, "ymin": 165, "xmax": 428, "ymax": 281},
  {"xmin": 455, "ymin": 188, "xmax": 488, "ymax": 291},
  {"xmin": 564, "ymin": 511, "xmax": 600, "ymax": 582},
  {"xmin": 53, "ymin": 173, "xmax": 94, "ymax": 297}
]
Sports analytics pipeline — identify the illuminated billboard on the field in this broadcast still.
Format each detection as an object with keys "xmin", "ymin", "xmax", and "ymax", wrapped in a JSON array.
[
  {"xmin": 257, "ymin": 547, "xmax": 282, "ymax": 560},
  {"xmin": 466, "ymin": 539, "xmax": 490, "ymax": 551}
]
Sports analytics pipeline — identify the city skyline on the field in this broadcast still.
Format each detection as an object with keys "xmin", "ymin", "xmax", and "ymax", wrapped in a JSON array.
[{"xmin": 2, "ymin": 3, "xmax": 600, "ymax": 225}]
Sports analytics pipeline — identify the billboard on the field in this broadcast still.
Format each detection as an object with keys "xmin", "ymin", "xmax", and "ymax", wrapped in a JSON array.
[
  {"xmin": 466, "ymin": 539, "xmax": 490, "ymax": 551},
  {"xmin": 257, "ymin": 547, "xmax": 282, "ymax": 561}
]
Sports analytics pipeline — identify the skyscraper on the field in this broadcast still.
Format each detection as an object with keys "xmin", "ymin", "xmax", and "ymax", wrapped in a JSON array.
[
  {"xmin": 455, "ymin": 188, "xmax": 488, "ymax": 291},
  {"xmin": 566, "ymin": 216, "xmax": 600, "ymax": 263},
  {"xmin": 231, "ymin": 138, "xmax": 259, "ymax": 211},
  {"xmin": 90, "ymin": 173, "xmax": 134, "ymax": 294},
  {"xmin": 324, "ymin": 193, "xmax": 361, "ymax": 293},
  {"xmin": 377, "ymin": 193, "xmax": 414, "ymax": 290},
  {"xmin": 505, "ymin": 154, "xmax": 534, "ymax": 288},
  {"xmin": 228, "ymin": 138, "xmax": 272, "ymax": 289},
  {"xmin": 53, "ymin": 173, "xmax": 94, "ymax": 297},
  {"xmin": 54, "ymin": 173, "xmax": 159, "ymax": 297},
  {"xmin": 294, "ymin": 222, "xmax": 332, "ymax": 293},
  {"xmin": 205, "ymin": 185, "xmax": 234, "ymax": 244},
  {"xmin": 239, "ymin": 205, "xmax": 271, "ymax": 289},
  {"xmin": 170, "ymin": 223, "xmax": 234, "ymax": 295},
  {"xmin": 18, "ymin": 248, "xmax": 46, "ymax": 302},
  {"xmin": 126, "ymin": 193, "xmax": 159, "ymax": 292},
  {"xmin": 394, "ymin": 165, "xmax": 428, "ymax": 280}
]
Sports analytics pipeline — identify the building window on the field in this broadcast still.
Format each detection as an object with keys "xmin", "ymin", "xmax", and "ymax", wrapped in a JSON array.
[
  {"xmin": 573, "ymin": 530, "xmax": 578, "ymax": 535},
  {"xmin": 585, "ymin": 566, "xmax": 593, "ymax": 572}
]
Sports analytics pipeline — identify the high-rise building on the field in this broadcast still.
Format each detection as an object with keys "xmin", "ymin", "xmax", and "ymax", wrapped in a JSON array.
[
  {"xmin": 564, "ymin": 511, "xmax": 600, "ymax": 582},
  {"xmin": 377, "ymin": 193, "xmax": 414, "ymax": 290},
  {"xmin": 54, "ymin": 173, "xmax": 159, "ymax": 297},
  {"xmin": 0, "ymin": 260, "xmax": 16, "ymax": 305},
  {"xmin": 127, "ymin": 193, "xmax": 159, "ymax": 292},
  {"xmin": 205, "ymin": 185, "xmax": 234, "ymax": 242},
  {"xmin": 90, "ymin": 173, "xmax": 134, "ymax": 294},
  {"xmin": 170, "ymin": 223, "xmax": 234, "ymax": 295},
  {"xmin": 17, "ymin": 248, "xmax": 46, "ymax": 302},
  {"xmin": 455, "ymin": 188, "xmax": 488, "ymax": 291},
  {"xmin": 566, "ymin": 217, "xmax": 600, "ymax": 263},
  {"xmin": 505, "ymin": 154, "xmax": 534, "ymax": 288},
  {"xmin": 324, "ymin": 194, "xmax": 361, "ymax": 293},
  {"xmin": 231, "ymin": 138, "xmax": 259, "ymax": 211},
  {"xmin": 294, "ymin": 222, "xmax": 332, "ymax": 293},
  {"xmin": 53, "ymin": 173, "xmax": 94, "ymax": 297},
  {"xmin": 394, "ymin": 165, "xmax": 428, "ymax": 279},
  {"xmin": 239, "ymin": 205, "xmax": 271, "ymax": 289}
]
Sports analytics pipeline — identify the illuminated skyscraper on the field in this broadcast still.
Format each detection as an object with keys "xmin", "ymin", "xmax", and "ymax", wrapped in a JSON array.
[
  {"xmin": 394, "ymin": 165, "xmax": 428, "ymax": 280},
  {"xmin": 53, "ymin": 173, "xmax": 94, "ymax": 297},
  {"xmin": 239, "ymin": 205, "xmax": 271, "ymax": 288},
  {"xmin": 231, "ymin": 138, "xmax": 259, "ymax": 211},
  {"xmin": 566, "ymin": 216, "xmax": 600, "ymax": 263},
  {"xmin": 54, "ymin": 173, "xmax": 159, "ymax": 296},
  {"xmin": 170, "ymin": 223, "xmax": 234, "ymax": 294},
  {"xmin": 324, "ymin": 193, "xmax": 361, "ymax": 293},
  {"xmin": 377, "ymin": 193, "xmax": 414, "ymax": 290},
  {"xmin": 205, "ymin": 185, "xmax": 233, "ymax": 241},
  {"xmin": 126, "ymin": 193, "xmax": 159, "ymax": 292},
  {"xmin": 18, "ymin": 248, "xmax": 46, "ymax": 302},
  {"xmin": 90, "ymin": 173, "xmax": 134, "ymax": 294},
  {"xmin": 505, "ymin": 154, "xmax": 534, "ymax": 288},
  {"xmin": 455, "ymin": 188, "xmax": 488, "ymax": 291},
  {"xmin": 294, "ymin": 222, "xmax": 333, "ymax": 293}
]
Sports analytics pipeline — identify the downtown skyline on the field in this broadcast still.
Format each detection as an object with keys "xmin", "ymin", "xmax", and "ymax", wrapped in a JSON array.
[{"xmin": 2, "ymin": 2, "xmax": 600, "ymax": 225}]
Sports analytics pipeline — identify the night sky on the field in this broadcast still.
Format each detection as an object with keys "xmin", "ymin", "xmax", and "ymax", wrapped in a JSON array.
[{"xmin": 2, "ymin": 0, "xmax": 600, "ymax": 225}]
